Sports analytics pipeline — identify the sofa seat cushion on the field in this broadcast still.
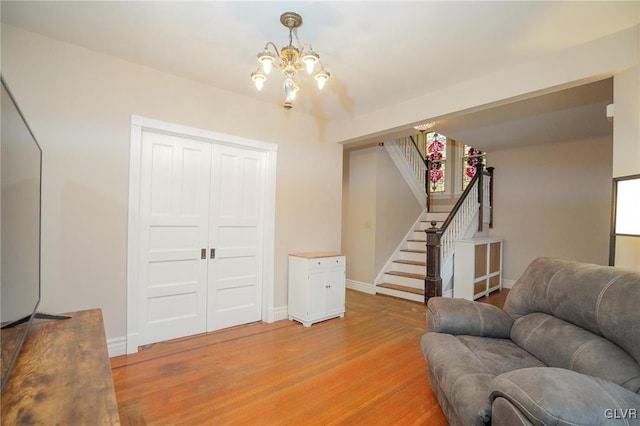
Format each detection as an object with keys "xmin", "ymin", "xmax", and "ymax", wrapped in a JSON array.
[
  {"xmin": 421, "ymin": 332, "xmax": 545, "ymax": 425},
  {"xmin": 511, "ymin": 312, "xmax": 640, "ymax": 392}
]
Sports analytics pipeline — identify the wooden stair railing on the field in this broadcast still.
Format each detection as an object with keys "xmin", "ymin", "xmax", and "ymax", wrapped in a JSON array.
[{"xmin": 424, "ymin": 164, "xmax": 494, "ymax": 303}]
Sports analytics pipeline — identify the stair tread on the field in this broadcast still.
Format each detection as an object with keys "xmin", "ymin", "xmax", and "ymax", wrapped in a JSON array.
[
  {"xmin": 392, "ymin": 259, "xmax": 426, "ymax": 266},
  {"xmin": 400, "ymin": 249, "xmax": 426, "ymax": 254},
  {"xmin": 377, "ymin": 283, "xmax": 425, "ymax": 295},
  {"xmin": 407, "ymin": 239, "xmax": 427, "ymax": 243},
  {"xmin": 386, "ymin": 270, "xmax": 426, "ymax": 280}
]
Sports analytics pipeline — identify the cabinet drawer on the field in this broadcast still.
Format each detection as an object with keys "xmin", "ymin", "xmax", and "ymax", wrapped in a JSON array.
[{"xmin": 309, "ymin": 256, "xmax": 345, "ymax": 269}]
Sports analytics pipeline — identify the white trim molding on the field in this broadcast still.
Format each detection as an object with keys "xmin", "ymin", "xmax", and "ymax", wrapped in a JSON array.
[
  {"xmin": 270, "ymin": 305, "xmax": 289, "ymax": 323},
  {"xmin": 502, "ymin": 279, "xmax": 516, "ymax": 289},
  {"xmin": 107, "ymin": 336, "xmax": 127, "ymax": 358},
  {"xmin": 346, "ymin": 279, "xmax": 376, "ymax": 294}
]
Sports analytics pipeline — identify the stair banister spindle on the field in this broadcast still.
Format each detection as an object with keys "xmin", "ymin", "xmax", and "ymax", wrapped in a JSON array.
[
  {"xmin": 426, "ymin": 158, "xmax": 431, "ymax": 212},
  {"xmin": 487, "ymin": 167, "xmax": 494, "ymax": 227},
  {"xmin": 408, "ymin": 135, "xmax": 431, "ymax": 212},
  {"xmin": 477, "ymin": 163, "xmax": 484, "ymax": 232}
]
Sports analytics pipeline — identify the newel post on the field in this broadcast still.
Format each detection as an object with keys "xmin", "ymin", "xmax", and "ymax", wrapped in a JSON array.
[{"xmin": 424, "ymin": 221, "xmax": 442, "ymax": 304}]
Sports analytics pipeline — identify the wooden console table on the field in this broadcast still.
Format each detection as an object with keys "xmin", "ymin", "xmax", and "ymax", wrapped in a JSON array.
[{"xmin": 1, "ymin": 309, "xmax": 120, "ymax": 425}]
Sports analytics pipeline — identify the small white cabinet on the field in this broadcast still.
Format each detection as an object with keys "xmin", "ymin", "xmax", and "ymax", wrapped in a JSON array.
[
  {"xmin": 454, "ymin": 238, "xmax": 502, "ymax": 300},
  {"xmin": 288, "ymin": 252, "xmax": 346, "ymax": 327}
]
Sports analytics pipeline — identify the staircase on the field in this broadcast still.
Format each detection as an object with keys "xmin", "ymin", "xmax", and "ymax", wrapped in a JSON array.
[
  {"xmin": 375, "ymin": 211, "xmax": 448, "ymax": 302},
  {"xmin": 373, "ymin": 135, "xmax": 494, "ymax": 303}
]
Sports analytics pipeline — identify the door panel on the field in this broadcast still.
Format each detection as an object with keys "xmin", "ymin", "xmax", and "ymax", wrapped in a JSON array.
[
  {"xmin": 139, "ymin": 132, "xmax": 211, "ymax": 345},
  {"xmin": 208, "ymin": 146, "xmax": 266, "ymax": 331}
]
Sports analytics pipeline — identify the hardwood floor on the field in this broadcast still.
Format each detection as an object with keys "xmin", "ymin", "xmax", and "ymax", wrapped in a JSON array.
[
  {"xmin": 477, "ymin": 287, "xmax": 510, "ymax": 307},
  {"xmin": 111, "ymin": 289, "xmax": 508, "ymax": 425}
]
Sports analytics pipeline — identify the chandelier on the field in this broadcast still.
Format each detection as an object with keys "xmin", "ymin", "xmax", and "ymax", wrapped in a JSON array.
[
  {"xmin": 413, "ymin": 122, "xmax": 436, "ymax": 133},
  {"xmin": 250, "ymin": 12, "xmax": 330, "ymax": 110}
]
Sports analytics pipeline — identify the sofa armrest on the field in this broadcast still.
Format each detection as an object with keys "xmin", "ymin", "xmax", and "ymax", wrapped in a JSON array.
[
  {"xmin": 426, "ymin": 297, "xmax": 513, "ymax": 338},
  {"xmin": 490, "ymin": 368, "xmax": 640, "ymax": 426}
]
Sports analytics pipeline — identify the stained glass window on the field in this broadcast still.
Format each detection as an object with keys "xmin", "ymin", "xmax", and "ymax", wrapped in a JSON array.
[
  {"xmin": 462, "ymin": 145, "xmax": 487, "ymax": 190},
  {"xmin": 427, "ymin": 133, "xmax": 447, "ymax": 192}
]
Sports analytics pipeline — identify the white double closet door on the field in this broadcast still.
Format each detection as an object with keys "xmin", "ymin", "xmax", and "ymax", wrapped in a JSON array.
[{"xmin": 138, "ymin": 130, "xmax": 266, "ymax": 346}]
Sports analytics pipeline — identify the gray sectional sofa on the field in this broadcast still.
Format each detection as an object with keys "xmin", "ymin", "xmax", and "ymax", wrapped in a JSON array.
[{"xmin": 421, "ymin": 257, "xmax": 640, "ymax": 425}]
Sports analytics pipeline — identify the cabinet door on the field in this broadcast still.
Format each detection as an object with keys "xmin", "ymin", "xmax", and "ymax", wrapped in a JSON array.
[
  {"xmin": 308, "ymin": 270, "xmax": 327, "ymax": 319},
  {"xmin": 325, "ymin": 268, "xmax": 345, "ymax": 315}
]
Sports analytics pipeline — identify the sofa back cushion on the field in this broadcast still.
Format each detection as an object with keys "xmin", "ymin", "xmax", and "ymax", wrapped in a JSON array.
[
  {"xmin": 504, "ymin": 258, "xmax": 640, "ymax": 367},
  {"xmin": 511, "ymin": 312, "xmax": 640, "ymax": 393}
]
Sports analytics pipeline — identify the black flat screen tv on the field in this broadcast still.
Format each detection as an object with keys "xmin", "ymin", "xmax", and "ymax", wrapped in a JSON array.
[{"xmin": 0, "ymin": 77, "xmax": 43, "ymax": 392}]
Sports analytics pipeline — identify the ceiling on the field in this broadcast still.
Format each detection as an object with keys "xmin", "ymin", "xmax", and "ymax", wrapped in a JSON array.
[{"xmin": 1, "ymin": 1, "xmax": 637, "ymax": 150}]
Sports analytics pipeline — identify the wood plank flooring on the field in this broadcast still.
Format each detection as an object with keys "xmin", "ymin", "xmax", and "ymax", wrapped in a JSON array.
[{"xmin": 111, "ymin": 289, "xmax": 508, "ymax": 425}]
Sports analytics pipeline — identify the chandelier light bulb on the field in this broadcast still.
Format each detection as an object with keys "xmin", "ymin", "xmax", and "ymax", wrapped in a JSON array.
[
  {"xmin": 251, "ymin": 71, "xmax": 267, "ymax": 91},
  {"xmin": 314, "ymin": 68, "xmax": 330, "ymax": 90},
  {"xmin": 301, "ymin": 50, "xmax": 319, "ymax": 74},
  {"xmin": 258, "ymin": 50, "xmax": 276, "ymax": 75}
]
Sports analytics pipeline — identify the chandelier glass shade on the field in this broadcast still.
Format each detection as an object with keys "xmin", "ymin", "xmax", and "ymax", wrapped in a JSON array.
[
  {"xmin": 251, "ymin": 12, "xmax": 330, "ymax": 110},
  {"xmin": 413, "ymin": 122, "xmax": 436, "ymax": 133}
]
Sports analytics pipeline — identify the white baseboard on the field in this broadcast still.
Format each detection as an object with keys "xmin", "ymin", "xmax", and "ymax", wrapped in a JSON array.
[
  {"xmin": 264, "ymin": 305, "xmax": 289, "ymax": 323},
  {"xmin": 346, "ymin": 279, "xmax": 376, "ymax": 294},
  {"xmin": 271, "ymin": 305, "xmax": 289, "ymax": 322},
  {"xmin": 502, "ymin": 279, "xmax": 516, "ymax": 289},
  {"xmin": 107, "ymin": 336, "xmax": 127, "ymax": 358}
]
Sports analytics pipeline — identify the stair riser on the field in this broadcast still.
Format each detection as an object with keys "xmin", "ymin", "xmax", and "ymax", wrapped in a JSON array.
[
  {"xmin": 384, "ymin": 274, "xmax": 424, "ymax": 288},
  {"xmin": 412, "ymin": 230, "xmax": 427, "ymax": 240},
  {"xmin": 392, "ymin": 262, "xmax": 426, "ymax": 275},
  {"xmin": 376, "ymin": 286, "xmax": 424, "ymax": 303},
  {"xmin": 423, "ymin": 212, "xmax": 449, "ymax": 222},
  {"xmin": 406, "ymin": 240, "xmax": 427, "ymax": 251},
  {"xmin": 399, "ymin": 251, "xmax": 425, "ymax": 263},
  {"xmin": 417, "ymin": 221, "xmax": 443, "ymax": 231}
]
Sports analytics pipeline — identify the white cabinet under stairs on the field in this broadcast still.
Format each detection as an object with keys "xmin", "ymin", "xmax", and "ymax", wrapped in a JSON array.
[{"xmin": 375, "ymin": 211, "xmax": 448, "ymax": 302}]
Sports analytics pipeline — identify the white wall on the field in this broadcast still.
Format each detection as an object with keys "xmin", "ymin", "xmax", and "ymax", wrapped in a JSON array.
[
  {"xmin": 374, "ymin": 146, "xmax": 423, "ymax": 273},
  {"xmin": 342, "ymin": 145, "xmax": 421, "ymax": 284},
  {"xmin": 327, "ymin": 26, "xmax": 640, "ymax": 146},
  {"xmin": 612, "ymin": 27, "xmax": 640, "ymax": 271},
  {"xmin": 342, "ymin": 146, "xmax": 377, "ymax": 284},
  {"xmin": 1, "ymin": 25, "xmax": 343, "ymax": 343},
  {"xmin": 490, "ymin": 136, "xmax": 613, "ymax": 281}
]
